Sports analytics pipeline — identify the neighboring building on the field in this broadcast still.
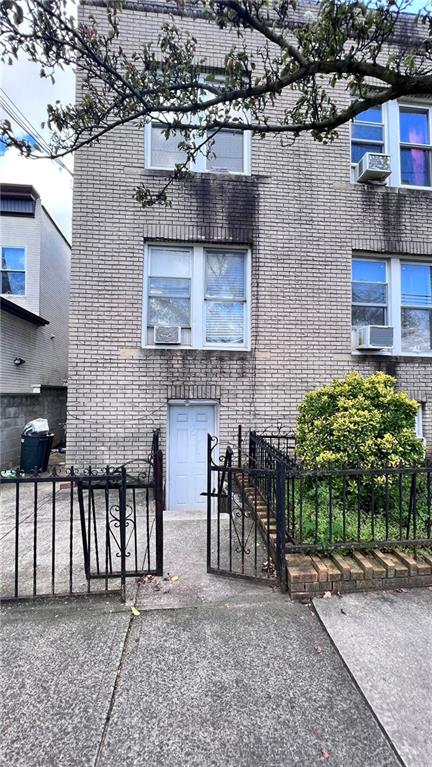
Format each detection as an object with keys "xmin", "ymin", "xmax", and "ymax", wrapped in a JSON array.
[
  {"xmin": 1, "ymin": 184, "xmax": 71, "ymax": 468},
  {"xmin": 68, "ymin": 2, "xmax": 431, "ymax": 508}
]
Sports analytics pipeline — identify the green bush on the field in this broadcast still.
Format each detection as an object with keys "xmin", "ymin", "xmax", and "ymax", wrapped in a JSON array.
[{"xmin": 296, "ymin": 371, "xmax": 424, "ymax": 469}]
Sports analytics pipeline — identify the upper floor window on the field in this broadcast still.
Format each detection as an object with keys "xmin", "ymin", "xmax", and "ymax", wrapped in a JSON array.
[
  {"xmin": 146, "ymin": 123, "xmax": 250, "ymax": 174},
  {"xmin": 1, "ymin": 247, "xmax": 25, "ymax": 295},
  {"xmin": 352, "ymin": 256, "xmax": 432, "ymax": 355},
  {"xmin": 351, "ymin": 106, "xmax": 384, "ymax": 164},
  {"xmin": 351, "ymin": 101, "xmax": 432, "ymax": 190},
  {"xmin": 149, "ymin": 124, "xmax": 187, "ymax": 169},
  {"xmin": 399, "ymin": 107, "xmax": 431, "ymax": 187},
  {"xmin": 143, "ymin": 244, "xmax": 250, "ymax": 349}
]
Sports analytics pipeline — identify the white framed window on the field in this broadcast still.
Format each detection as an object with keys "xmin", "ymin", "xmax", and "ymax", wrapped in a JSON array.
[
  {"xmin": 1, "ymin": 247, "xmax": 26, "ymax": 295},
  {"xmin": 145, "ymin": 122, "xmax": 250, "ymax": 175},
  {"xmin": 351, "ymin": 100, "xmax": 432, "ymax": 190},
  {"xmin": 143, "ymin": 244, "xmax": 251, "ymax": 350},
  {"xmin": 147, "ymin": 124, "xmax": 188, "ymax": 170},
  {"xmin": 351, "ymin": 106, "xmax": 385, "ymax": 164},
  {"xmin": 398, "ymin": 105, "xmax": 432, "ymax": 188},
  {"xmin": 351, "ymin": 258, "xmax": 388, "ymax": 327},
  {"xmin": 400, "ymin": 262, "xmax": 432, "ymax": 353},
  {"xmin": 414, "ymin": 403, "xmax": 424, "ymax": 441},
  {"xmin": 352, "ymin": 256, "xmax": 432, "ymax": 356}
]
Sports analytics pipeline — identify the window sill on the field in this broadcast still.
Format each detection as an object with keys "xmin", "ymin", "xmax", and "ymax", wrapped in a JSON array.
[
  {"xmin": 142, "ymin": 344, "xmax": 251, "ymax": 353},
  {"xmin": 351, "ymin": 180, "xmax": 432, "ymax": 198},
  {"xmin": 126, "ymin": 167, "xmax": 261, "ymax": 183},
  {"xmin": 352, "ymin": 349, "xmax": 432, "ymax": 360}
]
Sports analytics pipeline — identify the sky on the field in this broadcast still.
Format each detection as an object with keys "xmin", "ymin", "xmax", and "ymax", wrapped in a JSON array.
[{"xmin": 0, "ymin": 0, "xmax": 429, "ymax": 243}]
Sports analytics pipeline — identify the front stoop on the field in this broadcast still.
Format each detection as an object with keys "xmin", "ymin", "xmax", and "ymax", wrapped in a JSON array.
[{"xmin": 286, "ymin": 549, "xmax": 432, "ymax": 600}]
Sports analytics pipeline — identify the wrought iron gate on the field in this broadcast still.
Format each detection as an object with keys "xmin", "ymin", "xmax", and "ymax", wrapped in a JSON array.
[
  {"xmin": 0, "ymin": 438, "xmax": 164, "ymax": 603},
  {"xmin": 77, "ymin": 450, "xmax": 164, "ymax": 600},
  {"xmin": 206, "ymin": 434, "xmax": 287, "ymax": 589}
]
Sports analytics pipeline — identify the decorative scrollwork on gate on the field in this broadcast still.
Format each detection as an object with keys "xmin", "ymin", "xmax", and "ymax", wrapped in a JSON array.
[{"xmin": 108, "ymin": 504, "xmax": 135, "ymax": 558}]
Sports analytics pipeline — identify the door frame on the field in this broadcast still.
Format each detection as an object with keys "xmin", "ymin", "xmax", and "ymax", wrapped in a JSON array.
[{"xmin": 166, "ymin": 399, "xmax": 219, "ymax": 510}]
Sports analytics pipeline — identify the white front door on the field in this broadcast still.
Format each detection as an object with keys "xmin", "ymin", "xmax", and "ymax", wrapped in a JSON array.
[{"xmin": 168, "ymin": 403, "xmax": 215, "ymax": 510}]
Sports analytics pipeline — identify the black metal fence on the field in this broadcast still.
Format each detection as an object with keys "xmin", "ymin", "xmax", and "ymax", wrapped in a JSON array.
[
  {"xmin": 208, "ymin": 428, "xmax": 432, "ymax": 590},
  {"xmin": 0, "ymin": 440, "xmax": 163, "ymax": 603},
  {"xmin": 249, "ymin": 431, "xmax": 432, "ymax": 555},
  {"xmin": 206, "ymin": 434, "xmax": 287, "ymax": 588}
]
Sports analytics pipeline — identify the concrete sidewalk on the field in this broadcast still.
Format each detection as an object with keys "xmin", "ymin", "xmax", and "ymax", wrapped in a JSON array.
[
  {"xmin": 314, "ymin": 588, "xmax": 432, "ymax": 767},
  {"xmin": 1, "ymin": 510, "xmax": 427, "ymax": 767},
  {"xmin": 1, "ymin": 589, "xmax": 400, "ymax": 767}
]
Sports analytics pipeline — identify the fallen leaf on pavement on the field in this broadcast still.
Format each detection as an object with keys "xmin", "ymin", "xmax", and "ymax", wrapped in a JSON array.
[
  {"xmin": 131, "ymin": 607, "xmax": 140, "ymax": 616},
  {"xmin": 340, "ymin": 608, "xmax": 347, "ymax": 615},
  {"xmin": 323, "ymin": 591, "xmax": 332, "ymax": 599},
  {"xmin": 314, "ymin": 644, "xmax": 322, "ymax": 654},
  {"xmin": 322, "ymin": 750, "xmax": 330, "ymax": 760},
  {"xmin": 170, "ymin": 575, "xmax": 179, "ymax": 582}
]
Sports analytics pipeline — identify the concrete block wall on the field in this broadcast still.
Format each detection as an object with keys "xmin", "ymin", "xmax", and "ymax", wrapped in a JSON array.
[
  {"xmin": 1, "ymin": 387, "xmax": 67, "ymax": 468},
  {"xmin": 67, "ymin": 2, "xmax": 432, "ymax": 467}
]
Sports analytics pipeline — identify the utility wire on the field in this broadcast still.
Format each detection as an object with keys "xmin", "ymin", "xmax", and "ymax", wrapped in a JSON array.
[{"xmin": 0, "ymin": 87, "xmax": 73, "ymax": 177}]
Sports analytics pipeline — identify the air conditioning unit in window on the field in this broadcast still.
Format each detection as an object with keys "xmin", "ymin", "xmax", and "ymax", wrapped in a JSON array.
[
  {"xmin": 354, "ymin": 152, "xmax": 392, "ymax": 183},
  {"xmin": 356, "ymin": 325, "xmax": 394, "ymax": 351},
  {"xmin": 154, "ymin": 325, "xmax": 181, "ymax": 344}
]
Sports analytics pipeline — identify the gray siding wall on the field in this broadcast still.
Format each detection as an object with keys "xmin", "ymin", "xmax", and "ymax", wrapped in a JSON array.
[
  {"xmin": 1, "ymin": 201, "xmax": 41, "ymax": 314},
  {"xmin": 67, "ymin": 3, "xmax": 432, "ymax": 467},
  {"xmin": 39, "ymin": 210, "xmax": 71, "ymax": 385},
  {"xmin": 1, "ymin": 210, "xmax": 70, "ymax": 393}
]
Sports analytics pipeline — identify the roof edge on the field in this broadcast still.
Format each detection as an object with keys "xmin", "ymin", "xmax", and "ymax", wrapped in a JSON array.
[{"xmin": 0, "ymin": 297, "xmax": 50, "ymax": 326}]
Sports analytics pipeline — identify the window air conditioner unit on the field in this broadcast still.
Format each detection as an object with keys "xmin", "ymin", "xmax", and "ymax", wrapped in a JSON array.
[
  {"xmin": 356, "ymin": 325, "xmax": 393, "ymax": 351},
  {"xmin": 154, "ymin": 325, "xmax": 181, "ymax": 344},
  {"xmin": 354, "ymin": 152, "xmax": 391, "ymax": 183}
]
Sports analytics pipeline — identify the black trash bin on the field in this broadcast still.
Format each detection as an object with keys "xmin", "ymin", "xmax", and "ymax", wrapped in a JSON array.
[{"xmin": 20, "ymin": 433, "xmax": 54, "ymax": 473}]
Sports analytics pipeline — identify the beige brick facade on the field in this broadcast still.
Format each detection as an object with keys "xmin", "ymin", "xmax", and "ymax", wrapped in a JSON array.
[{"xmin": 68, "ymin": 2, "xmax": 432, "ymax": 467}]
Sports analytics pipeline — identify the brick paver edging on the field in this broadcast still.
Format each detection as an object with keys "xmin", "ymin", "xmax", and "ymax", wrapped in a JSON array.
[{"xmin": 286, "ymin": 549, "xmax": 432, "ymax": 600}]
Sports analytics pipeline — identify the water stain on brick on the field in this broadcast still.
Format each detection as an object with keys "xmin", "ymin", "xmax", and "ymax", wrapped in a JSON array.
[
  {"xmin": 359, "ymin": 186, "xmax": 404, "ymax": 244},
  {"xmin": 190, "ymin": 175, "xmax": 259, "ymax": 238}
]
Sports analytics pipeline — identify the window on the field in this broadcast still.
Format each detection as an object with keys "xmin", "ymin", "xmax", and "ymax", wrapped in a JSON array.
[
  {"xmin": 415, "ymin": 403, "xmax": 424, "ymax": 441},
  {"xmin": 144, "ymin": 244, "xmax": 250, "ymax": 349},
  {"xmin": 149, "ymin": 124, "xmax": 187, "ymax": 169},
  {"xmin": 399, "ymin": 106, "xmax": 432, "ymax": 187},
  {"xmin": 352, "ymin": 256, "xmax": 432, "ymax": 355},
  {"xmin": 351, "ymin": 100, "xmax": 432, "ymax": 189},
  {"xmin": 352, "ymin": 259, "xmax": 387, "ymax": 327},
  {"xmin": 351, "ymin": 106, "xmax": 384, "ymax": 164},
  {"xmin": 1, "ymin": 247, "xmax": 25, "ymax": 295},
  {"xmin": 206, "ymin": 130, "xmax": 244, "ymax": 173},
  {"xmin": 205, "ymin": 250, "xmax": 246, "ymax": 343},
  {"xmin": 401, "ymin": 263, "xmax": 432, "ymax": 352},
  {"xmin": 146, "ymin": 124, "xmax": 249, "ymax": 174},
  {"xmin": 147, "ymin": 247, "xmax": 191, "ymax": 329}
]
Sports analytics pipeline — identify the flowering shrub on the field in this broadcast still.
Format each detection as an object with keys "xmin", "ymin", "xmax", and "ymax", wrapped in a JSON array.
[{"xmin": 296, "ymin": 371, "xmax": 424, "ymax": 469}]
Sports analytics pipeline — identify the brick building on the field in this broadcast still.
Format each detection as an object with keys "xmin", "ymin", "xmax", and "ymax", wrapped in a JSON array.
[{"xmin": 68, "ymin": 2, "xmax": 431, "ymax": 508}]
